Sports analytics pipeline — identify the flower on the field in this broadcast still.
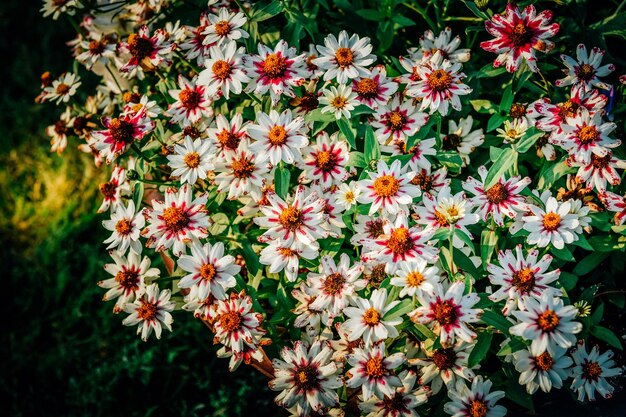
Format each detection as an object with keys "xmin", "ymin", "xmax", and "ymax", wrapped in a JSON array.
[
  {"xmin": 167, "ymin": 136, "xmax": 214, "ymax": 185},
  {"xmin": 245, "ymin": 40, "xmax": 307, "ymax": 104},
  {"xmin": 41, "ymin": 0, "xmax": 79, "ymax": 20},
  {"xmin": 440, "ymin": 116, "xmax": 484, "ymax": 166},
  {"xmin": 198, "ymin": 41, "xmax": 250, "ymax": 99},
  {"xmin": 496, "ymin": 118, "xmax": 528, "ymax": 144},
  {"xmin": 305, "ymin": 253, "xmax": 366, "ymax": 319},
  {"xmin": 410, "ymin": 281, "xmax": 481, "ymax": 346},
  {"xmin": 462, "ymin": 166, "xmax": 531, "ymax": 226},
  {"xmin": 259, "ymin": 240, "xmax": 319, "ymax": 282},
  {"xmin": 480, "ymin": 2, "xmax": 559, "ymax": 73},
  {"xmin": 358, "ymin": 370, "xmax": 430, "ymax": 417},
  {"xmin": 409, "ymin": 167, "xmax": 450, "ymax": 196},
  {"xmin": 213, "ymin": 139, "xmax": 270, "ymax": 201},
  {"xmin": 168, "ymin": 75, "xmax": 215, "ymax": 126},
  {"xmin": 570, "ymin": 340, "xmax": 623, "ymax": 401},
  {"xmin": 420, "ymin": 27, "xmax": 470, "ymax": 63},
  {"xmin": 346, "ymin": 344, "xmax": 405, "ymax": 400},
  {"xmin": 102, "ymin": 200, "xmax": 145, "ymax": 255},
  {"xmin": 179, "ymin": 12, "xmax": 213, "ymax": 66},
  {"xmin": 390, "ymin": 258, "xmax": 440, "ymax": 299},
  {"xmin": 522, "ymin": 194, "xmax": 580, "ymax": 249},
  {"xmin": 176, "ymin": 241, "xmax": 240, "ymax": 300},
  {"xmin": 372, "ymin": 95, "xmax": 429, "ymax": 145},
  {"xmin": 406, "ymin": 53, "xmax": 471, "ymax": 116},
  {"xmin": 555, "ymin": 108, "xmax": 619, "ymax": 164},
  {"xmin": 42, "ymin": 72, "xmax": 81, "ymax": 104},
  {"xmin": 254, "ymin": 185, "xmax": 328, "ymax": 249},
  {"xmin": 335, "ymin": 181, "xmax": 361, "ymax": 210},
  {"xmin": 343, "ymin": 288, "xmax": 402, "ymax": 347},
  {"xmin": 248, "ymin": 109, "xmax": 309, "ymax": 165},
  {"xmin": 207, "ymin": 113, "xmax": 248, "ymax": 158},
  {"xmin": 567, "ymin": 151, "xmax": 626, "ymax": 192},
  {"xmin": 201, "ymin": 7, "xmax": 248, "ymax": 46},
  {"xmin": 513, "ymin": 345, "xmax": 572, "ymax": 394},
  {"xmin": 509, "ymin": 296, "xmax": 582, "ymax": 354},
  {"xmin": 91, "ymin": 108, "xmax": 155, "ymax": 163},
  {"xmin": 122, "ymin": 283, "xmax": 175, "ymax": 341},
  {"xmin": 443, "ymin": 376, "xmax": 507, "ymax": 417},
  {"xmin": 142, "ymin": 184, "xmax": 211, "ymax": 256},
  {"xmin": 351, "ymin": 66, "xmax": 398, "ymax": 109},
  {"xmin": 213, "ymin": 291, "xmax": 266, "ymax": 354},
  {"xmin": 97, "ymin": 165, "xmax": 130, "ymax": 213},
  {"xmin": 98, "ymin": 250, "xmax": 158, "ymax": 313},
  {"xmin": 270, "ymin": 340, "xmax": 343, "ymax": 416},
  {"xmin": 556, "ymin": 44, "xmax": 615, "ymax": 91},
  {"xmin": 358, "ymin": 159, "xmax": 421, "ymax": 216},
  {"xmin": 319, "ymin": 84, "xmax": 359, "ymax": 120},
  {"xmin": 599, "ymin": 191, "xmax": 626, "ymax": 225},
  {"xmin": 76, "ymin": 32, "xmax": 116, "ymax": 69},
  {"xmin": 312, "ymin": 30, "xmax": 376, "ymax": 84},
  {"xmin": 487, "ymin": 245, "xmax": 562, "ymax": 316},
  {"xmin": 118, "ymin": 26, "xmax": 175, "ymax": 78},
  {"xmin": 410, "ymin": 340, "xmax": 476, "ymax": 394}
]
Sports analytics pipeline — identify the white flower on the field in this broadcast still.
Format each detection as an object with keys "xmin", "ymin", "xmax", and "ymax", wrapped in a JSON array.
[
  {"xmin": 335, "ymin": 181, "xmax": 361, "ymax": 210},
  {"xmin": 207, "ymin": 113, "xmax": 248, "ymax": 158},
  {"xmin": 441, "ymin": 116, "xmax": 484, "ymax": 166},
  {"xmin": 122, "ymin": 283, "xmax": 175, "ymax": 341},
  {"xmin": 372, "ymin": 95, "xmax": 429, "ymax": 146},
  {"xmin": 312, "ymin": 31, "xmax": 376, "ymax": 84},
  {"xmin": 444, "ymin": 376, "xmax": 507, "ymax": 417},
  {"xmin": 167, "ymin": 136, "xmax": 214, "ymax": 185},
  {"xmin": 201, "ymin": 7, "xmax": 249, "ymax": 46},
  {"xmin": 358, "ymin": 159, "xmax": 421, "ymax": 216},
  {"xmin": 213, "ymin": 139, "xmax": 270, "ymax": 201},
  {"xmin": 513, "ymin": 345, "xmax": 572, "ymax": 394},
  {"xmin": 319, "ymin": 84, "xmax": 359, "ymax": 120},
  {"xmin": 167, "ymin": 75, "xmax": 215, "ymax": 126},
  {"xmin": 496, "ymin": 118, "xmax": 528, "ymax": 144},
  {"xmin": 343, "ymin": 288, "xmax": 402, "ymax": 347},
  {"xmin": 420, "ymin": 27, "xmax": 470, "ymax": 63},
  {"xmin": 556, "ymin": 44, "xmax": 615, "ymax": 91},
  {"xmin": 199, "ymin": 41, "xmax": 250, "ymax": 99},
  {"xmin": 102, "ymin": 200, "xmax": 145, "ymax": 255},
  {"xmin": 346, "ymin": 344, "xmax": 405, "ymax": 400},
  {"xmin": 213, "ymin": 291, "xmax": 266, "ymax": 354},
  {"xmin": 390, "ymin": 258, "xmax": 440, "ymax": 298},
  {"xmin": 351, "ymin": 65, "xmax": 398, "ymax": 109},
  {"xmin": 248, "ymin": 109, "xmax": 308, "ymax": 165},
  {"xmin": 522, "ymin": 194, "xmax": 580, "ymax": 249},
  {"xmin": 300, "ymin": 131, "xmax": 350, "ymax": 189},
  {"xmin": 570, "ymin": 340, "xmax": 623, "ymax": 401},
  {"xmin": 260, "ymin": 240, "xmax": 319, "ymax": 282},
  {"xmin": 358, "ymin": 370, "xmax": 430, "ymax": 417},
  {"xmin": 42, "ymin": 72, "xmax": 81, "ymax": 104}
]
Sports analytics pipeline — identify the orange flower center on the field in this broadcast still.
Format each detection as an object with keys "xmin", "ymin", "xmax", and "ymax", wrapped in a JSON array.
[
  {"xmin": 55, "ymin": 83, "xmax": 70, "ymax": 95},
  {"xmin": 263, "ymin": 53, "xmax": 287, "ymax": 79},
  {"xmin": 558, "ymin": 100, "xmax": 579, "ymax": 119},
  {"xmin": 99, "ymin": 181, "xmax": 117, "ymax": 198},
  {"xmin": 315, "ymin": 150, "xmax": 337, "ymax": 172},
  {"xmin": 406, "ymin": 271, "xmax": 424, "ymax": 287},
  {"xmin": 184, "ymin": 152, "xmax": 200, "ymax": 168},
  {"xmin": 512, "ymin": 267, "xmax": 535, "ymax": 294},
  {"xmin": 542, "ymin": 212, "xmax": 561, "ymax": 231},
  {"xmin": 88, "ymin": 39, "xmax": 105, "ymax": 54},
  {"xmin": 199, "ymin": 263, "xmax": 216, "ymax": 282},
  {"xmin": 363, "ymin": 307, "xmax": 381, "ymax": 326},
  {"xmin": 279, "ymin": 206, "xmax": 303, "ymax": 231},
  {"xmin": 386, "ymin": 111, "xmax": 406, "ymax": 131},
  {"xmin": 219, "ymin": 311, "xmax": 242, "ymax": 332},
  {"xmin": 335, "ymin": 47, "xmax": 354, "ymax": 67},
  {"xmin": 216, "ymin": 129, "xmax": 240, "ymax": 150},
  {"xmin": 485, "ymin": 183, "xmax": 509, "ymax": 204},
  {"xmin": 231, "ymin": 155, "xmax": 255, "ymax": 179},
  {"xmin": 214, "ymin": 20, "xmax": 231, "ymax": 36},
  {"xmin": 537, "ymin": 309, "xmax": 560, "ymax": 332},
  {"xmin": 331, "ymin": 95, "xmax": 347, "ymax": 109},
  {"xmin": 365, "ymin": 357, "xmax": 385, "ymax": 378},
  {"xmin": 432, "ymin": 347, "xmax": 457, "ymax": 370},
  {"xmin": 433, "ymin": 300, "xmax": 457, "ymax": 326},
  {"xmin": 373, "ymin": 175, "xmax": 400, "ymax": 197},
  {"xmin": 137, "ymin": 300, "xmax": 158, "ymax": 321},
  {"xmin": 212, "ymin": 60, "xmax": 232, "ymax": 80},
  {"xmin": 278, "ymin": 247, "xmax": 297, "ymax": 257},
  {"xmin": 411, "ymin": 172, "xmax": 433, "ymax": 191},
  {"xmin": 268, "ymin": 125, "xmax": 288, "ymax": 146},
  {"xmin": 115, "ymin": 218, "xmax": 132, "ymax": 235},
  {"xmin": 427, "ymin": 69, "xmax": 452, "ymax": 92},
  {"xmin": 355, "ymin": 78, "xmax": 378, "ymax": 99},
  {"xmin": 109, "ymin": 118, "xmax": 134, "ymax": 144},
  {"xmin": 434, "ymin": 209, "xmax": 449, "ymax": 227},
  {"xmin": 591, "ymin": 153, "xmax": 611, "ymax": 169},
  {"xmin": 509, "ymin": 103, "xmax": 527, "ymax": 119},
  {"xmin": 535, "ymin": 351, "xmax": 554, "ymax": 371},
  {"xmin": 179, "ymin": 89, "xmax": 200, "ymax": 109},
  {"xmin": 162, "ymin": 206, "xmax": 189, "ymax": 232},
  {"xmin": 578, "ymin": 125, "xmax": 598, "ymax": 145},
  {"xmin": 322, "ymin": 272, "xmax": 346, "ymax": 295},
  {"xmin": 387, "ymin": 228, "xmax": 414, "ymax": 255},
  {"xmin": 127, "ymin": 33, "xmax": 154, "ymax": 61},
  {"xmin": 582, "ymin": 361, "xmax": 603, "ymax": 381},
  {"xmin": 115, "ymin": 269, "xmax": 139, "ymax": 291},
  {"xmin": 510, "ymin": 22, "xmax": 532, "ymax": 47},
  {"xmin": 468, "ymin": 400, "xmax": 488, "ymax": 417},
  {"xmin": 294, "ymin": 365, "xmax": 318, "ymax": 390}
]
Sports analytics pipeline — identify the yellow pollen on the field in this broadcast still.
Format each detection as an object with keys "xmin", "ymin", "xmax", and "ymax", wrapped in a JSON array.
[
  {"xmin": 184, "ymin": 152, "xmax": 200, "ymax": 168},
  {"xmin": 199, "ymin": 263, "xmax": 216, "ymax": 282},
  {"xmin": 331, "ymin": 95, "xmax": 347, "ymax": 109},
  {"xmin": 214, "ymin": 20, "xmax": 231, "ymax": 36},
  {"xmin": 263, "ymin": 53, "xmax": 287, "ymax": 79},
  {"xmin": 542, "ymin": 212, "xmax": 561, "ymax": 231},
  {"xmin": 512, "ymin": 267, "xmax": 535, "ymax": 294},
  {"xmin": 344, "ymin": 191, "xmax": 355, "ymax": 202},
  {"xmin": 216, "ymin": 129, "xmax": 240, "ymax": 149},
  {"xmin": 386, "ymin": 228, "xmax": 414, "ymax": 255},
  {"xmin": 387, "ymin": 111, "xmax": 406, "ymax": 131},
  {"xmin": 510, "ymin": 22, "xmax": 531, "ymax": 47},
  {"xmin": 577, "ymin": 64, "xmax": 595, "ymax": 81},
  {"xmin": 582, "ymin": 361, "xmax": 603, "ymax": 381},
  {"xmin": 115, "ymin": 218, "xmax": 132, "ymax": 235},
  {"xmin": 115, "ymin": 269, "xmax": 139, "ymax": 290},
  {"xmin": 55, "ymin": 83, "xmax": 70, "ymax": 95},
  {"xmin": 537, "ymin": 309, "xmax": 560, "ymax": 332},
  {"xmin": 335, "ymin": 47, "xmax": 354, "ymax": 67},
  {"xmin": 578, "ymin": 125, "xmax": 598, "ymax": 145},
  {"xmin": 365, "ymin": 357, "xmax": 384, "ymax": 378},
  {"xmin": 323, "ymin": 272, "xmax": 346, "ymax": 295},
  {"xmin": 179, "ymin": 89, "xmax": 200, "ymax": 109},
  {"xmin": 468, "ymin": 400, "xmax": 488, "ymax": 417},
  {"xmin": 433, "ymin": 301, "xmax": 457, "ymax": 326},
  {"xmin": 279, "ymin": 206, "xmax": 303, "ymax": 231},
  {"xmin": 219, "ymin": 311, "xmax": 242, "ymax": 332},
  {"xmin": 355, "ymin": 78, "xmax": 378, "ymax": 99},
  {"xmin": 267, "ymin": 125, "xmax": 288, "ymax": 146},
  {"xmin": 99, "ymin": 181, "xmax": 117, "ymax": 198},
  {"xmin": 363, "ymin": 307, "xmax": 381, "ymax": 326},
  {"xmin": 137, "ymin": 300, "xmax": 158, "ymax": 321},
  {"xmin": 373, "ymin": 174, "xmax": 400, "ymax": 197},
  {"xmin": 212, "ymin": 60, "xmax": 232, "ymax": 80},
  {"xmin": 406, "ymin": 271, "xmax": 424, "ymax": 287},
  {"xmin": 535, "ymin": 352, "xmax": 554, "ymax": 372},
  {"xmin": 162, "ymin": 206, "xmax": 189, "ymax": 232},
  {"xmin": 485, "ymin": 183, "xmax": 509, "ymax": 204},
  {"xmin": 427, "ymin": 69, "xmax": 452, "ymax": 92},
  {"xmin": 108, "ymin": 118, "xmax": 134, "ymax": 144},
  {"xmin": 558, "ymin": 100, "xmax": 579, "ymax": 119},
  {"xmin": 434, "ymin": 209, "xmax": 449, "ymax": 226},
  {"xmin": 316, "ymin": 150, "xmax": 336, "ymax": 171},
  {"xmin": 231, "ymin": 156, "xmax": 255, "ymax": 179},
  {"xmin": 127, "ymin": 33, "xmax": 153, "ymax": 61}
]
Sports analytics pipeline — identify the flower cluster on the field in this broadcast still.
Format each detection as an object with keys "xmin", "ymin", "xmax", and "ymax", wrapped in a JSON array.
[{"xmin": 40, "ymin": 1, "xmax": 625, "ymax": 416}]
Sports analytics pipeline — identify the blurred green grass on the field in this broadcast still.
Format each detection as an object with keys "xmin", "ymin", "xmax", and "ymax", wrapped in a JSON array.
[{"xmin": 0, "ymin": 2, "xmax": 274, "ymax": 416}]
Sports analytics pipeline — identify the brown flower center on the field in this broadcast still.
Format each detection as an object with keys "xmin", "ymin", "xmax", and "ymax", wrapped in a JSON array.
[
  {"xmin": 219, "ymin": 311, "xmax": 242, "ymax": 332},
  {"xmin": 432, "ymin": 347, "xmax": 457, "ymax": 370},
  {"xmin": 578, "ymin": 125, "xmax": 598, "ymax": 145},
  {"xmin": 387, "ymin": 228, "xmax": 414, "ymax": 255},
  {"xmin": 315, "ymin": 150, "xmax": 337, "ymax": 172},
  {"xmin": 582, "ymin": 360, "xmax": 603, "ymax": 381},
  {"xmin": 268, "ymin": 125, "xmax": 288, "ymax": 146},
  {"xmin": 433, "ymin": 300, "xmax": 457, "ymax": 326},
  {"xmin": 373, "ymin": 175, "xmax": 400, "ymax": 197},
  {"xmin": 535, "ymin": 351, "xmax": 555, "ymax": 372},
  {"xmin": 355, "ymin": 78, "xmax": 378, "ymax": 99},
  {"xmin": 54, "ymin": 120, "xmax": 68, "ymax": 135},
  {"xmin": 468, "ymin": 400, "xmax": 489, "ymax": 417},
  {"xmin": 216, "ymin": 129, "xmax": 240, "ymax": 150},
  {"xmin": 296, "ymin": 91, "xmax": 319, "ymax": 112},
  {"xmin": 542, "ymin": 212, "xmax": 561, "ymax": 231},
  {"xmin": 279, "ymin": 206, "xmax": 303, "ymax": 231},
  {"xmin": 55, "ymin": 83, "xmax": 70, "ymax": 95},
  {"xmin": 442, "ymin": 133, "xmax": 462, "ymax": 151},
  {"xmin": 367, "ymin": 264, "xmax": 388, "ymax": 288},
  {"xmin": 576, "ymin": 64, "xmax": 595, "ymax": 81},
  {"xmin": 537, "ymin": 309, "xmax": 560, "ymax": 332},
  {"xmin": 427, "ymin": 69, "xmax": 452, "ymax": 92},
  {"xmin": 509, "ymin": 22, "xmax": 533, "ymax": 47},
  {"xmin": 99, "ymin": 181, "xmax": 117, "ymax": 198},
  {"xmin": 199, "ymin": 263, "xmax": 216, "ymax": 282},
  {"xmin": 382, "ymin": 393, "xmax": 408, "ymax": 413},
  {"xmin": 162, "ymin": 206, "xmax": 189, "ymax": 232},
  {"xmin": 406, "ymin": 271, "xmax": 424, "ymax": 287},
  {"xmin": 137, "ymin": 300, "xmax": 158, "ymax": 321},
  {"xmin": 127, "ymin": 33, "xmax": 154, "ymax": 61},
  {"xmin": 363, "ymin": 307, "xmax": 381, "ymax": 326},
  {"xmin": 231, "ymin": 155, "xmax": 255, "ymax": 179},
  {"xmin": 411, "ymin": 171, "xmax": 433, "ymax": 192},
  {"xmin": 509, "ymin": 103, "xmax": 527, "ymax": 119},
  {"xmin": 366, "ymin": 219, "xmax": 385, "ymax": 239},
  {"xmin": 331, "ymin": 96, "xmax": 347, "ymax": 109},
  {"xmin": 512, "ymin": 267, "xmax": 535, "ymax": 294},
  {"xmin": 115, "ymin": 219, "xmax": 132, "ymax": 235},
  {"xmin": 365, "ymin": 357, "xmax": 385, "ymax": 378},
  {"xmin": 109, "ymin": 118, "xmax": 134, "ymax": 144},
  {"xmin": 179, "ymin": 89, "xmax": 201, "ymax": 109},
  {"xmin": 322, "ymin": 272, "xmax": 346, "ymax": 295},
  {"xmin": 386, "ymin": 111, "xmax": 406, "ymax": 131},
  {"xmin": 263, "ymin": 53, "xmax": 287, "ymax": 79},
  {"xmin": 335, "ymin": 47, "xmax": 354, "ymax": 67},
  {"xmin": 214, "ymin": 20, "xmax": 231, "ymax": 36},
  {"xmin": 88, "ymin": 39, "xmax": 105, "ymax": 55},
  {"xmin": 591, "ymin": 153, "xmax": 611, "ymax": 169},
  {"xmin": 184, "ymin": 151, "xmax": 200, "ymax": 168},
  {"xmin": 294, "ymin": 365, "xmax": 319, "ymax": 390},
  {"xmin": 212, "ymin": 60, "xmax": 232, "ymax": 80},
  {"xmin": 558, "ymin": 100, "xmax": 579, "ymax": 120},
  {"xmin": 115, "ymin": 269, "xmax": 139, "ymax": 291},
  {"xmin": 485, "ymin": 183, "xmax": 509, "ymax": 204}
]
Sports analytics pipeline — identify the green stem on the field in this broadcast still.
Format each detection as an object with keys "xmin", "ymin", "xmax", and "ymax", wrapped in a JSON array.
[
  {"xmin": 449, "ymin": 225, "xmax": 456, "ymax": 278},
  {"xmin": 401, "ymin": 2, "xmax": 437, "ymax": 32},
  {"xmin": 234, "ymin": 0, "xmax": 252, "ymax": 20}
]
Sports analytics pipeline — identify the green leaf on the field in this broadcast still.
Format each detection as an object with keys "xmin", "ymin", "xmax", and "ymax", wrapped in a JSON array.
[
  {"xmin": 591, "ymin": 326, "xmax": 623, "ymax": 350},
  {"xmin": 558, "ymin": 272, "xmax": 578, "ymax": 291},
  {"xmin": 470, "ymin": 99, "xmax": 497, "ymax": 114},
  {"xmin": 485, "ymin": 148, "xmax": 517, "ymax": 189},
  {"xmin": 536, "ymin": 159, "xmax": 577, "ymax": 190},
  {"xmin": 515, "ymin": 131, "xmax": 543, "ymax": 153},
  {"xmin": 355, "ymin": 8, "xmax": 381, "ymax": 20},
  {"xmin": 572, "ymin": 234, "xmax": 594, "ymax": 251},
  {"xmin": 573, "ymin": 251, "xmax": 610, "ymax": 276},
  {"xmin": 480, "ymin": 229, "xmax": 498, "ymax": 265},
  {"xmin": 461, "ymin": 0, "xmax": 490, "ymax": 20},
  {"xmin": 348, "ymin": 151, "xmax": 367, "ymax": 168},
  {"xmin": 475, "ymin": 62, "xmax": 507, "ymax": 79},
  {"xmin": 274, "ymin": 166, "xmax": 291, "ymax": 199},
  {"xmin": 506, "ymin": 378, "xmax": 534, "ymax": 411},
  {"xmin": 497, "ymin": 338, "xmax": 527, "ymax": 356},
  {"xmin": 251, "ymin": 1, "xmax": 283, "ymax": 21},
  {"xmin": 386, "ymin": 299, "xmax": 414, "ymax": 320},
  {"xmin": 436, "ymin": 151, "xmax": 463, "ymax": 173},
  {"xmin": 551, "ymin": 245, "xmax": 575, "ymax": 262},
  {"xmin": 499, "ymin": 85, "xmax": 514, "ymax": 114},
  {"xmin": 337, "ymin": 118, "xmax": 357, "ymax": 150},
  {"xmin": 364, "ymin": 126, "xmax": 380, "ymax": 162},
  {"xmin": 591, "ymin": 303, "xmax": 604, "ymax": 324},
  {"xmin": 392, "ymin": 15, "xmax": 416, "ymax": 28},
  {"xmin": 468, "ymin": 332, "xmax": 493, "ymax": 368},
  {"xmin": 487, "ymin": 114, "xmax": 506, "ymax": 132},
  {"xmin": 132, "ymin": 182, "xmax": 144, "ymax": 208},
  {"xmin": 481, "ymin": 309, "xmax": 512, "ymax": 332},
  {"xmin": 241, "ymin": 241, "xmax": 259, "ymax": 276}
]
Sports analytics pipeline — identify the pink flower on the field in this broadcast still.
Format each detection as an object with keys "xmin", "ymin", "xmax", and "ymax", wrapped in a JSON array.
[{"xmin": 91, "ymin": 109, "xmax": 154, "ymax": 163}]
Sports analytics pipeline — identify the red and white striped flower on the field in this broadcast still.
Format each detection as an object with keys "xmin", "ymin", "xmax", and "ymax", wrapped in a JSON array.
[
  {"xmin": 346, "ymin": 344, "xmax": 405, "ymax": 400},
  {"xmin": 199, "ymin": 41, "xmax": 250, "ymax": 99},
  {"xmin": 444, "ymin": 376, "xmax": 507, "ymax": 417},
  {"xmin": 118, "ymin": 26, "xmax": 175, "ymax": 78},
  {"xmin": 179, "ymin": 13, "xmax": 212, "ymax": 66},
  {"xmin": 343, "ymin": 288, "xmax": 402, "ymax": 347},
  {"xmin": 480, "ymin": 3, "xmax": 559, "ymax": 73},
  {"xmin": 97, "ymin": 165, "xmax": 130, "ymax": 213},
  {"xmin": 599, "ymin": 191, "xmax": 626, "ymax": 225},
  {"xmin": 487, "ymin": 245, "xmax": 562, "ymax": 316},
  {"xmin": 556, "ymin": 44, "xmax": 615, "ymax": 91},
  {"xmin": 420, "ymin": 27, "xmax": 470, "ymax": 64},
  {"xmin": 463, "ymin": 166, "xmax": 531, "ymax": 226},
  {"xmin": 359, "ymin": 370, "xmax": 430, "ymax": 417},
  {"xmin": 410, "ymin": 340, "xmax": 476, "ymax": 394},
  {"xmin": 410, "ymin": 281, "xmax": 481, "ymax": 346},
  {"xmin": 513, "ymin": 345, "xmax": 572, "ymax": 394},
  {"xmin": 567, "ymin": 151, "xmax": 626, "ymax": 192},
  {"xmin": 260, "ymin": 240, "xmax": 319, "ymax": 282},
  {"xmin": 102, "ymin": 200, "xmax": 145, "ymax": 255},
  {"xmin": 213, "ymin": 139, "xmax": 270, "ymax": 201},
  {"xmin": 213, "ymin": 291, "xmax": 266, "ymax": 354},
  {"xmin": 351, "ymin": 66, "xmax": 398, "ymax": 109},
  {"xmin": 207, "ymin": 113, "xmax": 248, "ymax": 159},
  {"xmin": 142, "ymin": 184, "xmax": 211, "ymax": 256},
  {"xmin": 312, "ymin": 31, "xmax": 376, "ymax": 84},
  {"xmin": 555, "ymin": 108, "xmax": 619, "ymax": 164},
  {"xmin": 122, "ymin": 283, "xmax": 175, "ymax": 341},
  {"xmin": 301, "ymin": 131, "xmax": 350, "ymax": 189},
  {"xmin": 372, "ymin": 95, "xmax": 429, "ymax": 145},
  {"xmin": 270, "ymin": 340, "xmax": 343, "ymax": 417},
  {"xmin": 248, "ymin": 109, "xmax": 308, "ymax": 165},
  {"xmin": 91, "ymin": 108, "xmax": 154, "ymax": 163},
  {"xmin": 168, "ymin": 75, "xmax": 215, "ymax": 126}
]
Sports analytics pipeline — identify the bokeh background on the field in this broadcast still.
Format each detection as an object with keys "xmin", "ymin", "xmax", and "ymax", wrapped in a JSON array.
[{"xmin": 1, "ymin": 1, "xmax": 624, "ymax": 417}]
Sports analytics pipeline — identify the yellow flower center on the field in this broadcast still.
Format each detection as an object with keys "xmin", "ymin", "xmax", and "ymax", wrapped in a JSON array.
[
  {"xmin": 537, "ymin": 309, "xmax": 560, "ymax": 332},
  {"xmin": 263, "ymin": 53, "xmax": 287, "ymax": 79},
  {"xmin": 214, "ymin": 20, "xmax": 231, "ymax": 36},
  {"xmin": 577, "ymin": 64, "xmax": 595, "ymax": 81},
  {"xmin": 216, "ymin": 129, "xmax": 240, "ymax": 150},
  {"xmin": 322, "ymin": 272, "xmax": 346, "ymax": 295},
  {"xmin": 212, "ymin": 60, "xmax": 232, "ymax": 80},
  {"xmin": 137, "ymin": 300, "xmax": 158, "ymax": 321},
  {"xmin": 331, "ymin": 95, "xmax": 347, "ymax": 109},
  {"xmin": 578, "ymin": 125, "xmax": 598, "ymax": 145},
  {"xmin": 127, "ymin": 33, "xmax": 154, "ymax": 61},
  {"xmin": 406, "ymin": 271, "xmax": 424, "ymax": 287},
  {"xmin": 184, "ymin": 151, "xmax": 200, "ymax": 168},
  {"xmin": 510, "ymin": 22, "xmax": 531, "ymax": 47},
  {"xmin": 109, "ymin": 118, "xmax": 134, "ymax": 144},
  {"xmin": 231, "ymin": 155, "xmax": 255, "ymax": 179},
  {"xmin": 179, "ymin": 89, "xmax": 200, "ymax": 109},
  {"xmin": 199, "ymin": 263, "xmax": 216, "ymax": 282},
  {"xmin": 219, "ymin": 311, "xmax": 242, "ymax": 332},
  {"xmin": 363, "ymin": 307, "xmax": 381, "ymax": 326},
  {"xmin": 582, "ymin": 361, "xmax": 603, "ymax": 381},
  {"xmin": 433, "ymin": 301, "xmax": 457, "ymax": 326},
  {"xmin": 315, "ymin": 150, "xmax": 336, "ymax": 172},
  {"xmin": 542, "ymin": 212, "xmax": 561, "ymax": 231},
  {"xmin": 115, "ymin": 218, "xmax": 132, "ymax": 235},
  {"xmin": 468, "ymin": 400, "xmax": 489, "ymax": 417},
  {"xmin": 512, "ymin": 267, "xmax": 535, "ymax": 294},
  {"xmin": 279, "ymin": 206, "xmax": 303, "ymax": 231},
  {"xmin": 387, "ymin": 111, "xmax": 406, "ymax": 131},
  {"xmin": 485, "ymin": 183, "xmax": 509, "ymax": 204},
  {"xmin": 99, "ymin": 181, "xmax": 117, "ymax": 198},
  {"xmin": 355, "ymin": 77, "xmax": 378, "ymax": 99},
  {"xmin": 335, "ymin": 47, "xmax": 354, "ymax": 67},
  {"xmin": 268, "ymin": 125, "xmax": 288, "ymax": 146},
  {"xmin": 386, "ymin": 227, "xmax": 414, "ymax": 255},
  {"xmin": 558, "ymin": 100, "xmax": 579, "ymax": 119},
  {"xmin": 432, "ymin": 347, "xmax": 456, "ymax": 370},
  {"xmin": 162, "ymin": 206, "xmax": 189, "ymax": 232},
  {"xmin": 365, "ymin": 357, "xmax": 384, "ymax": 378},
  {"xmin": 115, "ymin": 269, "xmax": 139, "ymax": 291},
  {"xmin": 373, "ymin": 174, "xmax": 400, "ymax": 197},
  {"xmin": 427, "ymin": 69, "xmax": 452, "ymax": 92},
  {"xmin": 55, "ymin": 83, "xmax": 70, "ymax": 95},
  {"xmin": 535, "ymin": 351, "xmax": 555, "ymax": 372}
]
